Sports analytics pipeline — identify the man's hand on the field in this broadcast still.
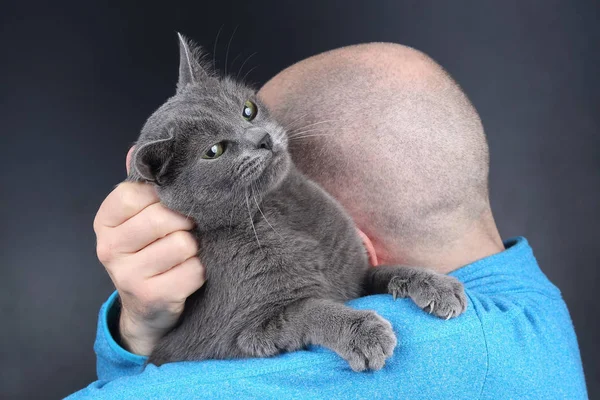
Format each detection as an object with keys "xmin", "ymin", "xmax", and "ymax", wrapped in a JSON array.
[{"xmin": 92, "ymin": 148, "xmax": 205, "ymax": 356}]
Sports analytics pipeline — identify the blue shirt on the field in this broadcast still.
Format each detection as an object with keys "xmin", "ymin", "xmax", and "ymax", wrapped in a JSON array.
[{"xmin": 67, "ymin": 237, "xmax": 588, "ymax": 399}]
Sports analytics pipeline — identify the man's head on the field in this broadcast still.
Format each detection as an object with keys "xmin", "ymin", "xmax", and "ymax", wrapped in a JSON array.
[{"xmin": 259, "ymin": 43, "xmax": 503, "ymax": 270}]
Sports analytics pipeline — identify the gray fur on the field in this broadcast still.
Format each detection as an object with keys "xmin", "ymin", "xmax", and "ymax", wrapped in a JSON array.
[{"xmin": 127, "ymin": 34, "xmax": 466, "ymax": 372}]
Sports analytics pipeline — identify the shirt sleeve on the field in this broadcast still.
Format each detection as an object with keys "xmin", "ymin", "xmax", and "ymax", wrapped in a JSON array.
[{"xmin": 93, "ymin": 291, "xmax": 147, "ymax": 382}]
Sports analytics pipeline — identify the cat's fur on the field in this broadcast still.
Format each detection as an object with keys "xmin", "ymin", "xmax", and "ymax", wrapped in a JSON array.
[{"xmin": 127, "ymin": 34, "xmax": 466, "ymax": 372}]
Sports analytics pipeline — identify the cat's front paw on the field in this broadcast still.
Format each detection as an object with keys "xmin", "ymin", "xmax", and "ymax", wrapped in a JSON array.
[
  {"xmin": 389, "ymin": 273, "xmax": 467, "ymax": 320},
  {"xmin": 335, "ymin": 311, "xmax": 397, "ymax": 372}
]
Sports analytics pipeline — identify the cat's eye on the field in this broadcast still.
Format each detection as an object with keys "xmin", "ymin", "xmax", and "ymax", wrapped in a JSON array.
[
  {"xmin": 202, "ymin": 142, "xmax": 226, "ymax": 159},
  {"xmin": 242, "ymin": 100, "xmax": 258, "ymax": 121}
]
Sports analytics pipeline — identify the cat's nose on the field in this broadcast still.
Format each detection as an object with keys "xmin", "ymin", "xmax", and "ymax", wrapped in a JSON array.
[{"xmin": 257, "ymin": 133, "xmax": 273, "ymax": 151}]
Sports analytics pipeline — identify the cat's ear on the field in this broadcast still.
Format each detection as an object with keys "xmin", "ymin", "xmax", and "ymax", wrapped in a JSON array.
[
  {"xmin": 131, "ymin": 131, "xmax": 175, "ymax": 185},
  {"xmin": 177, "ymin": 32, "xmax": 209, "ymax": 90}
]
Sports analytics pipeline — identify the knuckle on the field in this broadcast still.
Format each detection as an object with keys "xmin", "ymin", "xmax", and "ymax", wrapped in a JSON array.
[
  {"xmin": 190, "ymin": 256, "xmax": 203, "ymax": 268},
  {"xmin": 173, "ymin": 231, "xmax": 198, "ymax": 255},
  {"xmin": 96, "ymin": 241, "xmax": 113, "ymax": 264},
  {"xmin": 92, "ymin": 213, "xmax": 102, "ymax": 234},
  {"xmin": 148, "ymin": 205, "xmax": 168, "ymax": 238},
  {"xmin": 182, "ymin": 258, "xmax": 205, "ymax": 292},
  {"xmin": 167, "ymin": 285, "xmax": 187, "ymax": 303},
  {"xmin": 119, "ymin": 186, "xmax": 140, "ymax": 217},
  {"xmin": 171, "ymin": 294, "xmax": 189, "ymax": 306},
  {"xmin": 192, "ymin": 258, "xmax": 206, "ymax": 282}
]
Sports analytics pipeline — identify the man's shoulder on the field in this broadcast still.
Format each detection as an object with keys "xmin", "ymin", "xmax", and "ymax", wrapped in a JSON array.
[
  {"xmin": 72, "ymin": 295, "xmax": 488, "ymax": 400},
  {"xmin": 74, "ymin": 237, "xmax": 587, "ymax": 399},
  {"xmin": 445, "ymin": 236, "xmax": 588, "ymax": 399},
  {"xmin": 350, "ymin": 294, "xmax": 484, "ymax": 344}
]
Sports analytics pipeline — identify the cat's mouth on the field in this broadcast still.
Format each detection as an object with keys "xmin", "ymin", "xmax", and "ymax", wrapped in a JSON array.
[
  {"xmin": 239, "ymin": 151, "xmax": 285, "ymax": 187},
  {"xmin": 239, "ymin": 157, "xmax": 265, "ymax": 180},
  {"xmin": 239, "ymin": 153, "xmax": 275, "ymax": 181},
  {"xmin": 266, "ymin": 151, "xmax": 283, "ymax": 168}
]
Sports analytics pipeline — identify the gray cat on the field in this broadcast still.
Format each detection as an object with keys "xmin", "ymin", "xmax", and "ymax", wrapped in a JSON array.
[{"xmin": 127, "ymin": 34, "xmax": 466, "ymax": 372}]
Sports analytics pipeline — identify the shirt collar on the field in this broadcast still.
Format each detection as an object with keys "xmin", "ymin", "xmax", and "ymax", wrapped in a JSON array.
[{"xmin": 449, "ymin": 237, "xmax": 561, "ymax": 297}]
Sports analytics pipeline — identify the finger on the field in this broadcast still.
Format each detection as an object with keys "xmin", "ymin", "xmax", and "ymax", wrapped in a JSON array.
[
  {"xmin": 147, "ymin": 256, "xmax": 205, "ymax": 302},
  {"xmin": 95, "ymin": 182, "xmax": 159, "ymax": 229},
  {"xmin": 131, "ymin": 231, "xmax": 199, "ymax": 278},
  {"xmin": 108, "ymin": 202, "xmax": 195, "ymax": 254},
  {"xmin": 126, "ymin": 146, "xmax": 135, "ymax": 175}
]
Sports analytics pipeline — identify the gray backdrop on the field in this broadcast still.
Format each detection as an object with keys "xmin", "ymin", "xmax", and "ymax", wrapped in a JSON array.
[{"xmin": 1, "ymin": 1, "xmax": 598, "ymax": 398}]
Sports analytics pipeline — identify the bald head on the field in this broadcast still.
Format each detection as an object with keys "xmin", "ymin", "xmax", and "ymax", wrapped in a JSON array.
[{"xmin": 259, "ymin": 43, "xmax": 500, "ymax": 267}]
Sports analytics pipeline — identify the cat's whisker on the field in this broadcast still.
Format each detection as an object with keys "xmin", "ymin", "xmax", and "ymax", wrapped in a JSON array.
[
  {"xmin": 282, "ymin": 113, "xmax": 310, "ymax": 131},
  {"xmin": 288, "ymin": 128, "xmax": 335, "ymax": 139},
  {"xmin": 287, "ymin": 128, "xmax": 336, "ymax": 138},
  {"xmin": 283, "ymin": 113, "xmax": 309, "ymax": 130},
  {"xmin": 288, "ymin": 133, "xmax": 336, "ymax": 141},
  {"xmin": 291, "ymin": 132, "xmax": 335, "ymax": 138},
  {"xmin": 252, "ymin": 182, "xmax": 284, "ymax": 240},
  {"xmin": 245, "ymin": 188, "xmax": 261, "ymax": 248},
  {"xmin": 229, "ymin": 52, "xmax": 243, "ymax": 73},
  {"xmin": 237, "ymin": 52, "xmax": 257, "ymax": 81},
  {"xmin": 242, "ymin": 65, "xmax": 260, "ymax": 83},
  {"xmin": 213, "ymin": 24, "xmax": 224, "ymax": 71},
  {"xmin": 287, "ymin": 119, "xmax": 338, "ymax": 134},
  {"xmin": 287, "ymin": 125, "xmax": 331, "ymax": 135},
  {"xmin": 287, "ymin": 128, "xmax": 334, "ymax": 138},
  {"xmin": 224, "ymin": 25, "xmax": 238, "ymax": 76},
  {"xmin": 288, "ymin": 128, "xmax": 330, "ymax": 138}
]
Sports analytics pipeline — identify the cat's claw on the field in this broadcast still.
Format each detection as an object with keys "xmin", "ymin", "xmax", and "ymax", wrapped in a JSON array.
[
  {"xmin": 428, "ymin": 301, "xmax": 435, "ymax": 314},
  {"xmin": 388, "ymin": 273, "xmax": 467, "ymax": 319}
]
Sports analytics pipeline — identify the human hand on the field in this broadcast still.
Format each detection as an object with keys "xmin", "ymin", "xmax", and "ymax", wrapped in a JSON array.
[{"xmin": 93, "ymin": 147, "xmax": 205, "ymax": 356}]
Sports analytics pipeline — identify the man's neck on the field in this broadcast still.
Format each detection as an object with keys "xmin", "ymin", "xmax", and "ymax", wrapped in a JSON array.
[{"xmin": 377, "ymin": 213, "xmax": 505, "ymax": 274}]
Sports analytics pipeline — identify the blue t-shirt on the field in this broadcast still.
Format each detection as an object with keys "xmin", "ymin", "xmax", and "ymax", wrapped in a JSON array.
[{"xmin": 67, "ymin": 237, "xmax": 588, "ymax": 399}]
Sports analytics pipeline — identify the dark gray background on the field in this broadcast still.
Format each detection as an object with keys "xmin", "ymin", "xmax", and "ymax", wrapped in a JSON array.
[{"xmin": 1, "ymin": 1, "xmax": 598, "ymax": 398}]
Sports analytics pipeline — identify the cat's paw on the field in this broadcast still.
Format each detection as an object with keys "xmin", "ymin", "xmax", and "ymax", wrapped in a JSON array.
[
  {"xmin": 336, "ymin": 311, "xmax": 397, "ymax": 372},
  {"xmin": 389, "ymin": 273, "xmax": 467, "ymax": 319}
]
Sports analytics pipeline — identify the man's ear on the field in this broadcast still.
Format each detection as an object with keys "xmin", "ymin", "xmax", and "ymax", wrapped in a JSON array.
[
  {"xmin": 177, "ymin": 32, "xmax": 209, "ymax": 91},
  {"xmin": 130, "ymin": 131, "xmax": 175, "ymax": 185},
  {"xmin": 357, "ymin": 229, "xmax": 379, "ymax": 267}
]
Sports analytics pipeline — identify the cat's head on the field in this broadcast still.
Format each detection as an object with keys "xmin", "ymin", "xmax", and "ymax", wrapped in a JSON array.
[{"xmin": 129, "ymin": 33, "xmax": 291, "ymax": 230}]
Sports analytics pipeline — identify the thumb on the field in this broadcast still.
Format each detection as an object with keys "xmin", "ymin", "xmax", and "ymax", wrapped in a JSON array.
[{"xmin": 126, "ymin": 146, "xmax": 135, "ymax": 175}]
